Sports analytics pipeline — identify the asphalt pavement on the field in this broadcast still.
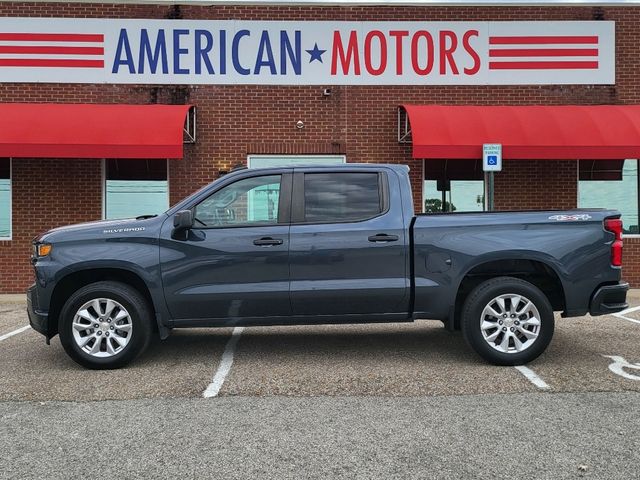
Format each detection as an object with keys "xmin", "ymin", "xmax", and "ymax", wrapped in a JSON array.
[
  {"xmin": 1, "ymin": 393, "xmax": 638, "ymax": 480},
  {"xmin": 1, "ymin": 293, "xmax": 639, "ymax": 479}
]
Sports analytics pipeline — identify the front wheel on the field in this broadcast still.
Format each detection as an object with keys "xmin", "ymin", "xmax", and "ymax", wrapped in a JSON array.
[
  {"xmin": 461, "ymin": 277, "xmax": 555, "ymax": 366},
  {"xmin": 58, "ymin": 281, "xmax": 152, "ymax": 369}
]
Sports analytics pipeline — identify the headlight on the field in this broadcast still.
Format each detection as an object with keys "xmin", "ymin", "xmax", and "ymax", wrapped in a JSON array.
[{"xmin": 36, "ymin": 243, "xmax": 52, "ymax": 257}]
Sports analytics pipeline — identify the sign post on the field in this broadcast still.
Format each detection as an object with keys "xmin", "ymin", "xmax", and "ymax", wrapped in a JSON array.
[{"xmin": 482, "ymin": 143, "xmax": 502, "ymax": 211}]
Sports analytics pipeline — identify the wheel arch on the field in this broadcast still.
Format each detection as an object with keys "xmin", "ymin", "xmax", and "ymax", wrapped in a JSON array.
[
  {"xmin": 451, "ymin": 257, "xmax": 566, "ymax": 331},
  {"xmin": 48, "ymin": 267, "xmax": 161, "ymax": 339}
]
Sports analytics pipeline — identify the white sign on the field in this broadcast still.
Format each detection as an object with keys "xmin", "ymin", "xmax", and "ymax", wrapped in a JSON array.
[
  {"xmin": 483, "ymin": 143, "xmax": 502, "ymax": 171},
  {"xmin": 0, "ymin": 18, "xmax": 615, "ymax": 85}
]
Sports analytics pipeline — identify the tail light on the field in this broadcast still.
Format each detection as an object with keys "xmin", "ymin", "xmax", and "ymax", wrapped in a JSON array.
[{"xmin": 604, "ymin": 218, "xmax": 623, "ymax": 267}]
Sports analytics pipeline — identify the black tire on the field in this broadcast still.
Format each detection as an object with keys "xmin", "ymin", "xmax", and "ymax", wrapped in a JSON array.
[
  {"xmin": 461, "ymin": 276, "xmax": 554, "ymax": 366},
  {"xmin": 58, "ymin": 281, "xmax": 153, "ymax": 369}
]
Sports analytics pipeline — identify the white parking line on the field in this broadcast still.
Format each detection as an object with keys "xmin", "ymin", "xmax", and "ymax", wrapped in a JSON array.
[
  {"xmin": 203, "ymin": 326, "xmax": 245, "ymax": 398},
  {"xmin": 0, "ymin": 325, "xmax": 30, "ymax": 342},
  {"xmin": 514, "ymin": 365, "xmax": 550, "ymax": 390},
  {"xmin": 613, "ymin": 315, "xmax": 640, "ymax": 325},
  {"xmin": 615, "ymin": 305, "xmax": 640, "ymax": 317},
  {"xmin": 612, "ymin": 305, "xmax": 640, "ymax": 324}
]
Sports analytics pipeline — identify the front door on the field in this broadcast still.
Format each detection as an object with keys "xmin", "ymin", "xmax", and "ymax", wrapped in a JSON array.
[{"xmin": 160, "ymin": 172, "xmax": 292, "ymax": 320}]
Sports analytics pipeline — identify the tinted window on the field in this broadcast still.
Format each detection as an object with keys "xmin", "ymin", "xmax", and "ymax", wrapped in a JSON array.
[
  {"xmin": 194, "ymin": 175, "xmax": 281, "ymax": 227},
  {"xmin": 304, "ymin": 173, "xmax": 381, "ymax": 223},
  {"xmin": 0, "ymin": 158, "xmax": 10, "ymax": 238}
]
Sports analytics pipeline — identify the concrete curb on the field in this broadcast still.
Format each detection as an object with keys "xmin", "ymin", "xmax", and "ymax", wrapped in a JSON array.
[
  {"xmin": 0, "ymin": 294, "xmax": 27, "ymax": 304},
  {"xmin": 626, "ymin": 288, "xmax": 640, "ymax": 303}
]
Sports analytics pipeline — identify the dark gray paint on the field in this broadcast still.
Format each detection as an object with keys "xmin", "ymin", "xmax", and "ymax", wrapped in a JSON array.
[{"xmin": 27, "ymin": 164, "xmax": 628, "ymax": 341}]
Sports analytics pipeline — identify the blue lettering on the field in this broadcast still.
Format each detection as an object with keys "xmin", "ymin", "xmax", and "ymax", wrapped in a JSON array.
[
  {"xmin": 112, "ymin": 29, "xmax": 135, "ymax": 74},
  {"xmin": 280, "ymin": 30, "xmax": 301, "ymax": 75},
  {"xmin": 220, "ymin": 30, "xmax": 227, "ymax": 75},
  {"xmin": 195, "ymin": 29, "xmax": 214, "ymax": 74},
  {"xmin": 232, "ymin": 30, "xmax": 250, "ymax": 75},
  {"xmin": 254, "ymin": 30, "xmax": 276, "ymax": 75},
  {"xmin": 138, "ymin": 29, "xmax": 168, "ymax": 74},
  {"xmin": 173, "ymin": 29, "xmax": 189, "ymax": 75}
]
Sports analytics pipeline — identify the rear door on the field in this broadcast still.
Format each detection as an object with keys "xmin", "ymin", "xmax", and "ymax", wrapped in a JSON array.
[{"xmin": 289, "ymin": 168, "xmax": 410, "ymax": 316}]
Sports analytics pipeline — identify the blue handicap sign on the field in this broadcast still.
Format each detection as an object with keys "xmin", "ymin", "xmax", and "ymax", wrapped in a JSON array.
[{"xmin": 487, "ymin": 155, "xmax": 497, "ymax": 165}]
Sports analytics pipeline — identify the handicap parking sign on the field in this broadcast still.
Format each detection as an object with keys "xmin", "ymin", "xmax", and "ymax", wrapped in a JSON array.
[{"xmin": 483, "ymin": 144, "xmax": 502, "ymax": 172}]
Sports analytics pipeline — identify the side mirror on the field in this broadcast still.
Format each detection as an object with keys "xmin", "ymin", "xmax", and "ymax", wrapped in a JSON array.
[{"xmin": 173, "ymin": 210, "xmax": 194, "ymax": 231}]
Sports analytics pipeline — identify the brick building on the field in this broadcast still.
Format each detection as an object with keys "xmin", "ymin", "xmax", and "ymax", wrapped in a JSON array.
[{"xmin": 0, "ymin": 0, "xmax": 639, "ymax": 293}]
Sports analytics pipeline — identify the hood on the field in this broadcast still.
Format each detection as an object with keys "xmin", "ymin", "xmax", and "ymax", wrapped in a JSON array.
[{"xmin": 37, "ymin": 215, "xmax": 166, "ymax": 243}]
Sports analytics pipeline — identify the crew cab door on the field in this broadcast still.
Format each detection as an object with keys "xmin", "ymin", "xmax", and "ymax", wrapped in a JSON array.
[
  {"xmin": 160, "ymin": 171, "xmax": 292, "ymax": 320},
  {"xmin": 289, "ymin": 168, "xmax": 410, "ymax": 316}
]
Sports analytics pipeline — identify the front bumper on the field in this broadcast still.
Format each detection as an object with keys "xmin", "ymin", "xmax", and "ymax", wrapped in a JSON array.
[
  {"xmin": 27, "ymin": 283, "xmax": 49, "ymax": 338},
  {"xmin": 589, "ymin": 282, "xmax": 629, "ymax": 316}
]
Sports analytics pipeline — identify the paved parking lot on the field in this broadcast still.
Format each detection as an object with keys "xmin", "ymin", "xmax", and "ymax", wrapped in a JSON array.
[
  {"xmin": 1, "ymin": 295, "xmax": 639, "ymax": 400},
  {"xmin": 1, "ymin": 293, "xmax": 639, "ymax": 479}
]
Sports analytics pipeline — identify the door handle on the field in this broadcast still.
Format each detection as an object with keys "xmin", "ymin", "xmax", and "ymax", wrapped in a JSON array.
[
  {"xmin": 368, "ymin": 233, "xmax": 399, "ymax": 243},
  {"xmin": 253, "ymin": 237, "xmax": 283, "ymax": 246}
]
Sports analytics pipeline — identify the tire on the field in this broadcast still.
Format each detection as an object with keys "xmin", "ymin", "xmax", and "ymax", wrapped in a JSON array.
[
  {"xmin": 58, "ymin": 281, "xmax": 153, "ymax": 369},
  {"xmin": 461, "ymin": 276, "xmax": 554, "ymax": 366}
]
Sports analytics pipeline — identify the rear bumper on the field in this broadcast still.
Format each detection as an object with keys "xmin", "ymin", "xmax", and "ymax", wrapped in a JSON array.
[
  {"xmin": 589, "ymin": 282, "xmax": 629, "ymax": 316},
  {"xmin": 27, "ymin": 283, "xmax": 48, "ymax": 337}
]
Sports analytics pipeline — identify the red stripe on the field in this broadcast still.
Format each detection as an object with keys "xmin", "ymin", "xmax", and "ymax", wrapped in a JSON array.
[
  {"xmin": 489, "ymin": 48, "xmax": 598, "ymax": 57},
  {"xmin": 0, "ymin": 33, "xmax": 103, "ymax": 42},
  {"xmin": 489, "ymin": 36, "xmax": 598, "ymax": 45},
  {"xmin": 0, "ymin": 45, "xmax": 103, "ymax": 55},
  {"xmin": 0, "ymin": 58, "xmax": 104, "ymax": 68},
  {"xmin": 489, "ymin": 61, "xmax": 599, "ymax": 69}
]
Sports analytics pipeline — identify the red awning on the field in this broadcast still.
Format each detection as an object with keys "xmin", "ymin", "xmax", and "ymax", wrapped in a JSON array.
[
  {"xmin": 0, "ymin": 103, "xmax": 192, "ymax": 159},
  {"xmin": 401, "ymin": 104, "xmax": 640, "ymax": 160}
]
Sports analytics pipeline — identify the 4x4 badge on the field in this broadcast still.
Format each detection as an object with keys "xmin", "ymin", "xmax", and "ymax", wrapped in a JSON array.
[{"xmin": 548, "ymin": 214, "xmax": 592, "ymax": 221}]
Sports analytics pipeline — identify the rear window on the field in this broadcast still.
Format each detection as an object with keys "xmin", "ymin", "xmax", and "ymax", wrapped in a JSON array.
[{"xmin": 303, "ymin": 172, "xmax": 382, "ymax": 223}]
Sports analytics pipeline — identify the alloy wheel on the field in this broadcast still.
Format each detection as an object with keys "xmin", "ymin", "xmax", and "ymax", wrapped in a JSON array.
[
  {"xmin": 71, "ymin": 298, "xmax": 133, "ymax": 357},
  {"xmin": 480, "ymin": 293, "xmax": 541, "ymax": 354}
]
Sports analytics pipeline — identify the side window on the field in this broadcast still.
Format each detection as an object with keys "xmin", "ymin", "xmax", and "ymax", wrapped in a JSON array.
[
  {"xmin": 303, "ymin": 172, "xmax": 382, "ymax": 223},
  {"xmin": 194, "ymin": 175, "xmax": 282, "ymax": 227}
]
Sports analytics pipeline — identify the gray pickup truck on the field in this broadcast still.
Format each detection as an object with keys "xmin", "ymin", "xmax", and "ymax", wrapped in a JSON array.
[{"xmin": 27, "ymin": 164, "xmax": 629, "ymax": 369}]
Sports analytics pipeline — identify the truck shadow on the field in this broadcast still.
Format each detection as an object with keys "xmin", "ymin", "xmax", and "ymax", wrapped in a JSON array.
[{"xmin": 152, "ymin": 322, "xmax": 480, "ymax": 366}]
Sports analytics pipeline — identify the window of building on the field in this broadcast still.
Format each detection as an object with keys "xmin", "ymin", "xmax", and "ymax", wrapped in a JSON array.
[
  {"xmin": 303, "ymin": 172, "xmax": 382, "ymax": 223},
  {"xmin": 578, "ymin": 159, "xmax": 639, "ymax": 235},
  {"xmin": 0, "ymin": 158, "xmax": 10, "ymax": 239},
  {"xmin": 104, "ymin": 159, "xmax": 169, "ymax": 220},
  {"xmin": 423, "ymin": 160, "xmax": 485, "ymax": 213},
  {"xmin": 194, "ymin": 175, "xmax": 282, "ymax": 227},
  {"xmin": 247, "ymin": 155, "xmax": 346, "ymax": 168}
]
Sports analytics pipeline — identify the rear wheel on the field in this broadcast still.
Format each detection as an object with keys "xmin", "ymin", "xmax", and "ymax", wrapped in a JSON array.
[
  {"xmin": 58, "ymin": 281, "xmax": 152, "ymax": 369},
  {"xmin": 461, "ymin": 276, "xmax": 554, "ymax": 366}
]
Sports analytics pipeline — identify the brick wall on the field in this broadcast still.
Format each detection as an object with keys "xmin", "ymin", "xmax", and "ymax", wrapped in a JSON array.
[
  {"xmin": 0, "ymin": 3, "xmax": 639, "ymax": 292},
  {"xmin": 494, "ymin": 160, "xmax": 578, "ymax": 211},
  {"xmin": 0, "ymin": 159, "xmax": 102, "ymax": 293},
  {"xmin": 623, "ymin": 237, "xmax": 640, "ymax": 286}
]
